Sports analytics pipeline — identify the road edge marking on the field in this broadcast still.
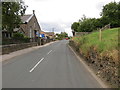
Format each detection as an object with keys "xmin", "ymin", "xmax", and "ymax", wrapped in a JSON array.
[
  {"xmin": 29, "ymin": 57, "xmax": 44, "ymax": 72},
  {"xmin": 68, "ymin": 45, "xmax": 108, "ymax": 88}
]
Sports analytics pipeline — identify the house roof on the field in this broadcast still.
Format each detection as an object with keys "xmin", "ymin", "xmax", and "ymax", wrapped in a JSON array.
[
  {"xmin": 40, "ymin": 31, "xmax": 46, "ymax": 34},
  {"xmin": 21, "ymin": 14, "xmax": 34, "ymax": 23},
  {"xmin": 40, "ymin": 31, "xmax": 54, "ymax": 36},
  {"xmin": 45, "ymin": 32, "xmax": 54, "ymax": 36}
]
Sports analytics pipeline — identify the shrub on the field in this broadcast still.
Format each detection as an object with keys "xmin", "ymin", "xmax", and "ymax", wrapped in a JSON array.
[
  {"xmin": 12, "ymin": 32, "xmax": 30, "ymax": 43},
  {"xmin": 13, "ymin": 33, "xmax": 24, "ymax": 40},
  {"xmin": 23, "ymin": 36, "xmax": 30, "ymax": 43}
]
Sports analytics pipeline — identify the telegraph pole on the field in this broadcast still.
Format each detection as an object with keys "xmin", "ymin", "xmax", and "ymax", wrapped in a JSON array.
[
  {"xmin": 52, "ymin": 28, "xmax": 54, "ymax": 32},
  {"xmin": 52, "ymin": 28, "xmax": 55, "ymax": 40}
]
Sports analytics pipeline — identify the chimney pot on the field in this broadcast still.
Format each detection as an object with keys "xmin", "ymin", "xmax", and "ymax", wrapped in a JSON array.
[{"xmin": 33, "ymin": 10, "xmax": 35, "ymax": 14}]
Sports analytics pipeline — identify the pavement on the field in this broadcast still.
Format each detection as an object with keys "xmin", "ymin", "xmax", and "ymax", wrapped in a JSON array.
[
  {"xmin": 2, "ymin": 40, "xmax": 107, "ymax": 88},
  {"xmin": 1, "ymin": 41, "xmax": 56, "ymax": 62}
]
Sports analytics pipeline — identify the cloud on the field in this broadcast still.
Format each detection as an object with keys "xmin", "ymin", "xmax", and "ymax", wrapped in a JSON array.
[
  {"xmin": 96, "ymin": 2, "xmax": 104, "ymax": 11},
  {"xmin": 25, "ymin": 0, "xmax": 49, "ymax": 2},
  {"xmin": 40, "ymin": 22, "xmax": 65, "ymax": 33},
  {"xmin": 39, "ymin": 22, "xmax": 73, "ymax": 36},
  {"xmin": 25, "ymin": 0, "xmax": 119, "ymax": 36}
]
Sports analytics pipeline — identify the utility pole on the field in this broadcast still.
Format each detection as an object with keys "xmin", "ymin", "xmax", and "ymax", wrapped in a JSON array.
[
  {"xmin": 52, "ymin": 28, "xmax": 54, "ymax": 32},
  {"xmin": 52, "ymin": 28, "xmax": 55, "ymax": 40}
]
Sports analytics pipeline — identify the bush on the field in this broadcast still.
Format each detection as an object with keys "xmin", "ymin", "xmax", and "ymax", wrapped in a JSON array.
[
  {"xmin": 23, "ymin": 36, "xmax": 30, "ymax": 43},
  {"xmin": 13, "ymin": 33, "xmax": 24, "ymax": 40},
  {"xmin": 12, "ymin": 32, "xmax": 30, "ymax": 43}
]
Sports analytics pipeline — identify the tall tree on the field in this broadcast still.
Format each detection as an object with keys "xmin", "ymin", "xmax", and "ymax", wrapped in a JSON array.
[
  {"xmin": 2, "ymin": 1, "xmax": 27, "ymax": 32},
  {"xmin": 71, "ymin": 22, "xmax": 79, "ymax": 32},
  {"xmin": 56, "ymin": 32, "xmax": 68, "ymax": 40},
  {"xmin": 101, "ymin": 1, "xmax": 120, "ymax": 27}
]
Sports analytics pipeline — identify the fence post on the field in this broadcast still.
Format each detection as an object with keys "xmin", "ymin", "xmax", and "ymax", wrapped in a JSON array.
[{"xmin": 99, "ymin": 29, "xmax": 102, "ymax": 41}]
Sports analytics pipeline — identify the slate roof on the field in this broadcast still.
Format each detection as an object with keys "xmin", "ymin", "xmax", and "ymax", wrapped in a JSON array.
[
  {"xmin": 21, "ymin": 14, "xmax": 33, "ymax": 23},
  {"xmin": 44, "ymin": 32, "xmax": 54, "ymax": 36},
  {"xmin": 40, "ymin": 31, "xmax": 54, "ymax": 36}
]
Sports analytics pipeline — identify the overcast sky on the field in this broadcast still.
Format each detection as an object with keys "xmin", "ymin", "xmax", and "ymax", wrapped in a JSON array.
[{"xmin": 24, "ymin": 0, "xmax": 119, "ymax": 36}]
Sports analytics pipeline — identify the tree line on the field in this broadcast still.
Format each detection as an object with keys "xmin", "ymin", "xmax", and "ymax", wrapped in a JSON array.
[
  {"xmin": 55, "ymin": 32, "xmax": 68, "ymax": 40},
  {"xmin": 71, "ymin": 1, "xmax": 120, "ymax": 32},
  {"xmin": 2, "ymin": 1, "xmax": 27, "ymax": 32}
]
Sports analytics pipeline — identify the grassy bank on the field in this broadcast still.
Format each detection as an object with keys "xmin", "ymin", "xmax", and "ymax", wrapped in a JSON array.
[
  {"xmin": 72, "ymin": 28, "xmax": 118, "ymax": 56},
  {"xmin": 69, "ymin": 28, "xmax": 120, "ymax": 87},
  {"xmin": 70, "ymin": 28, "xmax": 119, "ymax": 87}
]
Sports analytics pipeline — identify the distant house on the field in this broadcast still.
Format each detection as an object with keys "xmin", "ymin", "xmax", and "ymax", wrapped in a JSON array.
[
  {"xmin": 40, "ymin": 31, "xmax": 55, "ymax": 39},
  {"xmin": 2, "ymin": 10, "xmax": 41, "ymax": 42},
  {"xmin": 45, "ymin": 32, "xmax": 55, "ymax": 39}
]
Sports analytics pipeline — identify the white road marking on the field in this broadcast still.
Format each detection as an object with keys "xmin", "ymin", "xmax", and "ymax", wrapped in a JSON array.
[
  {"xmin": 47, "ymin": 50, "xmax": 52, "ymax": 55},
  {"xmin": 29, "ymin": 57, "xmax": 44, "ymax": 72},
  {"xmin": 29, "ymin": 50, "xmax": 53, "ymax": 72}
]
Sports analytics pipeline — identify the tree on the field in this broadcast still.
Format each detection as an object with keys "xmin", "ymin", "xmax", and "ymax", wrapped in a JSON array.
[
  {"xmin": 71, "ymin": 22, "xmax": 79, "ymax": 32},
  {"xmin": 71, "ymin": 1, "xmax": 120, "ymax": 33},
  {"xmin": 2, "ymin": 1, "xmax": 27, "ymax": 32},
  {"xmin": 55, "ymin": 32, "xmax": 68, "ymax": 40},
  {"xmin": 101, "ymin": 1, "xmax": 120, "ymax": 27},
  {"xmin": 77, "ymin": 18, "xmax": 101, "ymax": 32}
]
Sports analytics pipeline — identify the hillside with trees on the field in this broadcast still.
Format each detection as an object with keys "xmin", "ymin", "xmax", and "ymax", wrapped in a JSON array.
[
  {"xmin": 70, "ymin": 1, "xmax": 120, "ymax": 88},
  {"xmin": 55, "ymin": 32, "xmax": 68, "ymax": 40},
  {"xmin": 71, "ymin": 1, "xmax": 120, "ymax": 32}
]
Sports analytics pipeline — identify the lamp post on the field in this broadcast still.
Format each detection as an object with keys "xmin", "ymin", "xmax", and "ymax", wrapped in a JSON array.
[{"xmin": 52, "ymin": 28, "xmax": 55, "ymax": 41}]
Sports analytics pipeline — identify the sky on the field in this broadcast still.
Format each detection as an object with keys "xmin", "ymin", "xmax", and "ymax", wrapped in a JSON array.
[{"xmin": 24, "ymin": 0, "xmax": 119, "ymax": 36}]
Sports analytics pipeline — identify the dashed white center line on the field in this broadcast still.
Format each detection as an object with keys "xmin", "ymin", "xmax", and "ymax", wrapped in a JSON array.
[
  {"xmin": 29, "ymin": 57, "xmax": 44, "ymax": 72},
  {"xmin": 29, "ymin": 50, "xmax": 53, "ymax": 72},
  {"xmin": 47, "ymin": 50, "xmax": 52, "ymax": 55}
]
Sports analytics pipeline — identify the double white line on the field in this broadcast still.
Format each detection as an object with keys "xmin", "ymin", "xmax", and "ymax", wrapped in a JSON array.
[{"xmin": 29, "ymin": 50, "xmax": 52, "ymax": 73}]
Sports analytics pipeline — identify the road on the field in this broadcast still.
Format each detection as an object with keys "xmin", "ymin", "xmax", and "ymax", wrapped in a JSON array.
[{"xmin": 2, "ymin": 40, "xmax": 103, "ymax": 88}]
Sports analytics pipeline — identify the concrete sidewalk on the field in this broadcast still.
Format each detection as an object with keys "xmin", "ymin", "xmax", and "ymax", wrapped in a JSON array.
[{"xmin": 0, "ymin": 41, "xmax": 56, "ymax": 62}]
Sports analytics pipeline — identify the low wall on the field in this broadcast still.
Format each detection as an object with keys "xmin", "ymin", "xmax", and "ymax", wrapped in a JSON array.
[
  {"xmin": 69, "ymin": 40, "xmax": 120, "ymax": 88},
  {"xmin": 75, "ymin": 32, "xmax": 91, "ymax": 36},
  {"xmin": 1, "ymin": 42, "xmax": 38, "ymax": 55}
]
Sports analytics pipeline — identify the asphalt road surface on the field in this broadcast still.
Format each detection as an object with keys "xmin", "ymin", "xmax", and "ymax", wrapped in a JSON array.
[{"xmin": 2, "ymin": 40, "xmax": 103, "ymax": 88}]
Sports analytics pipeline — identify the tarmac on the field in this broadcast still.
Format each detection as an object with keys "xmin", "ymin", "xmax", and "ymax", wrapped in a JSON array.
[{"xmin": 0, "ymin": 41, "xmax": 56, "ymax": 62}]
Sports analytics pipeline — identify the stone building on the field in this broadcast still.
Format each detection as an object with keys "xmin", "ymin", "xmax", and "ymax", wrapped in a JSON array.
[
  {"xmin": 2, "ymin": 10, "xmax": 41, "ymax": 42},
  {"xmin": 40, "ymin": 31, "xmax": 55, "ymax": 39},
  {"xmin": 18, "ymin": 10, "xmax": 41, "ymax": 42}
]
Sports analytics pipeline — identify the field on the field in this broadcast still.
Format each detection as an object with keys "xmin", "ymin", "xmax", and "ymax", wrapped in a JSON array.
[
  {"xmin": 72, "ymin": 28, "xmax": 119, "ymax": 55},
  {"xmin": 70, "ymin": 28, "xmax": 119, "ymax": 87}
]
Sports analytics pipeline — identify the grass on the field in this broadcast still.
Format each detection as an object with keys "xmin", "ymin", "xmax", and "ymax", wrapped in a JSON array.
[{"xmin": 72, "ymin": 28, "xmax": 119, "ymax": 54}]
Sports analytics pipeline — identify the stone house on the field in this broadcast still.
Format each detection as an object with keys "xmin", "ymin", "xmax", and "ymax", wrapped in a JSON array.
[
  {"xmin": 40, "ymin": 31, "xmax": 55, "ymax": 39},
  {"xmin": 2, "ymin": 10, "xmax": 41, "ymax": 42},
  {"xmin": 45, "ymin": 32, "xmax": 55, "ymax": 39},
  {"xmin": 18, "ymin": 10, "xmax": 41, "ymax": 42}
]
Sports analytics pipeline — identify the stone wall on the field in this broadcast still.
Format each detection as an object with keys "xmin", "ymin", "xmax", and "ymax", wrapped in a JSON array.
[
  {"xmin": 1, "ymin": 42, "xmax": 38, "ymax": 55},
  {"xmin": 75, "ymin": 32, "xmax": 91, "ymax": 36},
  {"xmin": 69, "ymin": 40, "xmax": 120, "ymax": 87}
]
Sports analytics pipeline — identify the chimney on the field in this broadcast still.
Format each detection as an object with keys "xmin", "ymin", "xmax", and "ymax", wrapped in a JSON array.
[{"xmin": 33, "ymin": 10, "xmax": 35, "ymax": 14}]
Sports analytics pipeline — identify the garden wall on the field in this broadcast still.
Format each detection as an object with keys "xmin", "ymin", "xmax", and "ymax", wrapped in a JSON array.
[{"xmin": 1, "ymin": 42, "xmax": 38, "ymax": 55}]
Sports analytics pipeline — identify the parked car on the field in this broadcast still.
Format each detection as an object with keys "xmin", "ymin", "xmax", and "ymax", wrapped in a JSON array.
[{"xmin": 65, "ymin": 38, "xmax": 68, "ymax": 40}]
